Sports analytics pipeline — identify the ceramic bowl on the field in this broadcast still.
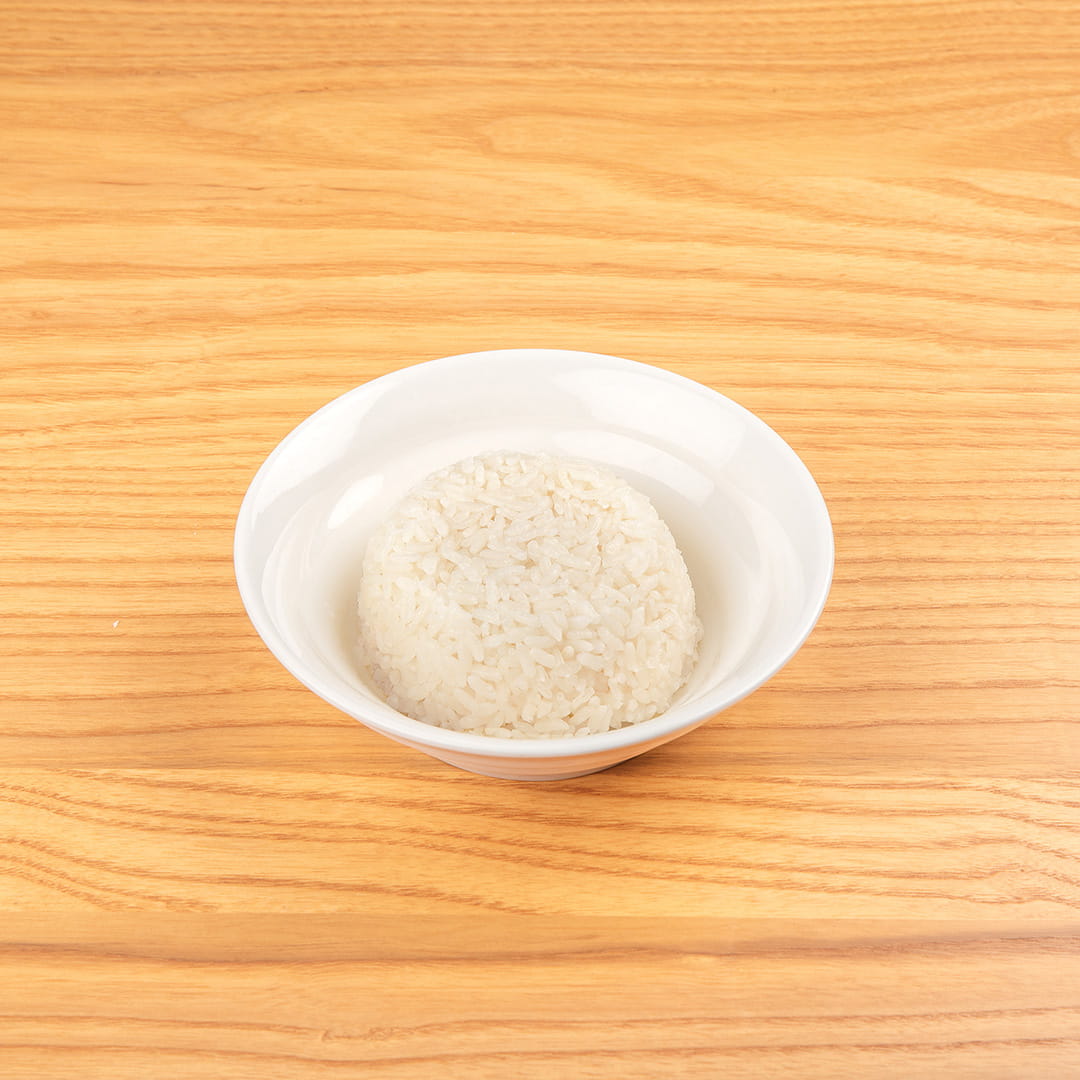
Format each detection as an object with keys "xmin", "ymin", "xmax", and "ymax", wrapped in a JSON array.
[{"xmin": 234, "ymin": 348, "xmax": 833, "ymax": 780}]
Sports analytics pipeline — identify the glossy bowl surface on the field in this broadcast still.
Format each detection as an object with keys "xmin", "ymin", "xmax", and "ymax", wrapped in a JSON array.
[{"xmin": 234, "ymin": 349, "xmax": 833, "ymax": 779}]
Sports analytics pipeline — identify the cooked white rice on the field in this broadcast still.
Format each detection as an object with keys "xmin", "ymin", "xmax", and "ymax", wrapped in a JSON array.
[{"xmin": 357, "ymin": 452, "xmax": 701, "ymax": 739}]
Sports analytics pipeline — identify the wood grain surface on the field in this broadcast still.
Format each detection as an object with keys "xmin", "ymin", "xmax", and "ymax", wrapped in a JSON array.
[{"xmin": 2, "ymin": 0, "xmax": 1079, "ymax": 1076}]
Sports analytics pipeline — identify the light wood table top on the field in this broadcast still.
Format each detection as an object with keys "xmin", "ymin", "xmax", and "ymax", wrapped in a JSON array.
[{"xmin": 3, "ymin": 1, "xmax": 1079, "ymax": 1076}]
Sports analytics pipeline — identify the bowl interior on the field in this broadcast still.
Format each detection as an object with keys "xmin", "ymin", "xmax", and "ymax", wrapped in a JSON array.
[{"xmin": 235, "ymin": 349, "xmax": 833, "ymax": 756}]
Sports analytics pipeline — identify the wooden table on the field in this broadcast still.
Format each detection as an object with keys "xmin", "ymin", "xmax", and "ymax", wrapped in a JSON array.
[{"xmin": 3, "ymin": 1, "xmax": 1079, "ymax": 1076}]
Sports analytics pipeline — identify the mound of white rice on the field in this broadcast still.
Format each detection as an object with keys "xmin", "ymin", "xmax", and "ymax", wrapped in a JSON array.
[{"xmin": 357, "ymin": 452, "xmax": 701, "ymax": 739}]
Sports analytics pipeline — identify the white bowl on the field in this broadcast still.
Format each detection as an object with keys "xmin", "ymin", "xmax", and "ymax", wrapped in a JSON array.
[{"xmin": 234, "ymin": 349, "xmax": 833, "ymax": 780}]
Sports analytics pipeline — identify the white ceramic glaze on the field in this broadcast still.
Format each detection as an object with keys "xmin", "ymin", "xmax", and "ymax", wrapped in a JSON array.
[{"xmin": 234, "ymin": 349, "xmax": 834, "ymax": 780}]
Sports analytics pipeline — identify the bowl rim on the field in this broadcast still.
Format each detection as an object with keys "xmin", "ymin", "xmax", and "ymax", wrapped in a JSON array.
[{"xmin": 234, "ymin": 348, "xmax": 835, "ymax": 760}]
